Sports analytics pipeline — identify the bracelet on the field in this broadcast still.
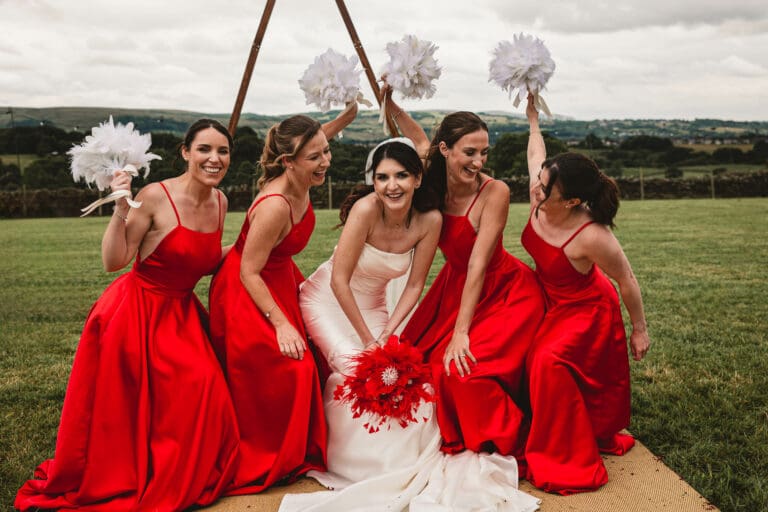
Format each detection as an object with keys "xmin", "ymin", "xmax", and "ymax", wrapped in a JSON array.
[
  {"xmin": 113, "ymin": 209, "xmax": 128, "ymax": 222},
  {"xmin": 263, "ymin": 305, "xmax": 276, "ymax": 319}
]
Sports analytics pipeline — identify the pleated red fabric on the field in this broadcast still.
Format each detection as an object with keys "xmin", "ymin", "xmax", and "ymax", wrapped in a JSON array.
[
  {"xmin": 521, "ymin": 218, "xmax": 633, "ymax": 495},
  {"xmin": 15, "ymin": 185, "xmax": 239, "ymax": 511},
  {"xmin": 209, "ymin": 195, "xmax": 326, "ymax": 495},
  {"xmin": 401, "ymin": 180, "xmax": 545, "ymax": 458}
]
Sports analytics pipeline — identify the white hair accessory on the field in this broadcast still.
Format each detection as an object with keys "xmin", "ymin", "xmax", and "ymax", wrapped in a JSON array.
[{"xmin": 364, "ymin": 137, "xmax": 416, "ymax": 185}]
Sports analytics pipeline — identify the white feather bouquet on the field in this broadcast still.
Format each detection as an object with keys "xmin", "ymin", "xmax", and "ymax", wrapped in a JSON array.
[
  {"xmin": 489, "ymin": 33, "xmax": 555, "ymax": 117},
  {"xmin": 380, "ymin": 35, "xmax": 441, "ymax": 100},
  {"xmin": 299, "ymin": 49, "xmax": 371, "ymax": 113},
  {"xmin": 69, "ymin": 116, "xmax": 161, "ymax": 216}
]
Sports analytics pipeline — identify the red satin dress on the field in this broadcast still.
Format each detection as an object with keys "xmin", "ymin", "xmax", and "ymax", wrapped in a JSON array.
[
  {"xmin": 401, "ymin": 179, "xmax": 545, "ymax": 458},
  {"xmin": 521, "ymin": 218, "xmax": 633, "ymax": 495},
  {"xmin": 209, "ymin": 194, "xmax": 326, "ymax": 495},
  {"xmin": 15, "ymin": 183, "xmax": 239, "ymax": 511}
]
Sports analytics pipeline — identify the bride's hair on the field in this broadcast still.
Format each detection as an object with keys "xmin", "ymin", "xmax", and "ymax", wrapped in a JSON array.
[{"xmin": 338, "ymin": 141, "xmax": 439, "ymax": 225}]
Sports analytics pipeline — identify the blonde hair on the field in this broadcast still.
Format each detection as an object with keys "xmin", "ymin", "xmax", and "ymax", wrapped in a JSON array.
[{"xmin": 258, "ymin": 115, "xmax": 322, "ymax": 189}]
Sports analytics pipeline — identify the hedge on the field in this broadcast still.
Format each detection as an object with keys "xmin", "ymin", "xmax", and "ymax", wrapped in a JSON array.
[{"xmin": 1, "ymin": 172, "xmax": 766, "ymax": 218}]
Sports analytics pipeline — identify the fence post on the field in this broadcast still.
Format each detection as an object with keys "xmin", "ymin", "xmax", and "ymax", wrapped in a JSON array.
[
  {"xmin": 327, "ymin": 175, "xmax": 333, "ymax": 209},
  {"xmin": 639, "ymin": 168, "xmax": 645, "ymax": 200},
  {"xmin": 710, "ymin": 171, "xmax": 716, "ymax": 199}
]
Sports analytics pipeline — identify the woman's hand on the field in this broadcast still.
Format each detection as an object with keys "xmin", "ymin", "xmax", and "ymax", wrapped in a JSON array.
[
  {"xmin": 629, "ymin": 327, "xmax": 650, "ymax": 361},
  {"xmin": 526, "ymin": 92, "xmax": 539, "ymax": 124},
  {"xmin": 443, "ymin": 332, "xmax": 477, "ymax": 377},
  {"xmin": 110, "ymin": 170, "xmax": 133, "ymax": 210},
  {"xmin": 275, "ymin": 322, "xmax": 307, "ymax": 360}
]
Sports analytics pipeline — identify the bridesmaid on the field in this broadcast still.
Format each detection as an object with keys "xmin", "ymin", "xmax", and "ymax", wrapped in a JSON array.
[
  {"xmin": 391, "ymin": 90, "xmax": 546, "ymax": 460},
  {"xmin": 15, "ymin": 119, "xmax": 239, "ymax": 511},
  {"xmin": 521, "ymin": 93, "xmax": 650, "ymax": 494},
  {"xmin": 209, "ymin": 107, "xmax": 357, "ymax": 494}
]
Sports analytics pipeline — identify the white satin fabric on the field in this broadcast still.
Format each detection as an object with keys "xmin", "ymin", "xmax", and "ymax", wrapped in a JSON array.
[{"xmin": 282, "ymin": 244, "xmax": 539, "ymax": 512}]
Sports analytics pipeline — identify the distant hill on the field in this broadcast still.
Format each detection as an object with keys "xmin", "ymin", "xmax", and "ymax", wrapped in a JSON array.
[{"xmin": 3, "ymin": 106, "xmax": 767, "ymax": 144}]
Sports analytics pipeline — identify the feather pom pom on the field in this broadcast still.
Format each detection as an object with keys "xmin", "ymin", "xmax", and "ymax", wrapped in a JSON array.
[
  {"xmin": 334, "ymin": 335, "xmax": 434, "ymax": 433},
  {"xmin": 489, "ymin": 33, "xmax": 555, "ymax": 115},
  {"xmin": 299, "ymin": 49, "xmax": 366, "ymax": 112},
  {"xmin": 68, "ymin": 116, "xmax": 161, "ymax": 215},
  {"xmin": 69, "ymin": 116, "xmax": 160, "ymax": 190},
  {"xmin": 380, "ymin": 35, "xmax": 442, "ymax": 100}
]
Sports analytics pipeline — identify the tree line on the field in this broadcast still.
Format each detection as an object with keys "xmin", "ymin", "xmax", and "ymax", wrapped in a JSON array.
[{"xmin": 0, "ymin": 125, "xmax": 765, "ymax": 192}]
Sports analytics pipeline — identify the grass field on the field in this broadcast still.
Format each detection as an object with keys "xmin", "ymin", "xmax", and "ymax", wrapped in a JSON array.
[{"xmin": 1, "ymin": 199, "xmax": 767, "ymax": 511}]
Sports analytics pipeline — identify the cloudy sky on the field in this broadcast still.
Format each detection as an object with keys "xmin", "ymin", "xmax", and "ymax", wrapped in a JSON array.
[{"xmin": 2, "ymin": 0, "xmax": 767, "ymax": 121}]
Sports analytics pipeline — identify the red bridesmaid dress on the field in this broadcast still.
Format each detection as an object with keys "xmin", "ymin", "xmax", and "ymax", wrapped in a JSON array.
[
  {"xmin": 521, "ymin": 218, "xmax": 633, "ymax": 495},
  {"xmin": 401, "ymin": 179, "xmax": 545, "ymax": 458},
  {"xmin": 209, "ymin": 194, "xmax": 326, "ymax": 495},
  {"xmin": 15, "ymin": 183, "xmax": 239, "ymax": 511}
]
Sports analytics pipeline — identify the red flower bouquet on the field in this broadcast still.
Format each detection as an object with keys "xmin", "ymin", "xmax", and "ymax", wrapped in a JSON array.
[{"xmin": 334, "ymin": 335, "xmax": 434, "ymax": 433}]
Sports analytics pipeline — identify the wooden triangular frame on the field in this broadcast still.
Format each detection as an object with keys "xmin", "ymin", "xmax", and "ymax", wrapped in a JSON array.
[{"xmin": 228, "ymin": 0, "xmax": 398, "ymax": 137}]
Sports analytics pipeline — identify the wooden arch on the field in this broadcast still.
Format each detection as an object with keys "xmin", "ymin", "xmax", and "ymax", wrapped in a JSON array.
[{"xmin": 228, "ymin": 0, "xmax": 398, "ymax": 136}]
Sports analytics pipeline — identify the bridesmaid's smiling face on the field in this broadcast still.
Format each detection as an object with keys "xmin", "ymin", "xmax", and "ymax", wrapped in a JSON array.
[
  {"xmin": 286, "ymin": 131, "xmax": 332, "ymax": 187},
  {"xmin": 440, "ymin": 129, "xmax": 489, "ymax": 187},
  {"xmin": 182, "ymin": 127, "xmax": 230, "ymax": 186},
  {"xmin": 372, "ymin": 157, "xmax": 421, "ymax": 214}
]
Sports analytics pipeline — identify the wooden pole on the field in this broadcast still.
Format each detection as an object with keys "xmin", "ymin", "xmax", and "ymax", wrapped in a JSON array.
[
  {"xmin": 228, "ymin": 0, "xmax": 277, "ymax": 135},
  {"xmin": 335, "ymin": 0, "xmax": 399, "ymax": 137}
]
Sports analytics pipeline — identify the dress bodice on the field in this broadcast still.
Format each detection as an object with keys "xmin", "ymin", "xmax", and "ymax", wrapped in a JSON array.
[
  {"xmin": 343, "ymin": 243, "xmax": 412, "ymax": 296},
  {"xmin": 438, "ymin": 179, "xmax": 507, "ymax": 274},
  {"xmin": 521, "ymin": 218, "xmax": 613, "ymax": 305},
  {"xmin": 133, "ymin": 183, "xmax": 222, "ymax": 296},
  {"xmin": 234, "ymin": 194, "xmax": 315, "ymax": 268}
]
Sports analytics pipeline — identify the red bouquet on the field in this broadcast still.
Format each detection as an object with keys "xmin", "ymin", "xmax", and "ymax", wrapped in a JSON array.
[{"xmin": 334, "ymin": 335, "xmax": 434, "ymax": 433}]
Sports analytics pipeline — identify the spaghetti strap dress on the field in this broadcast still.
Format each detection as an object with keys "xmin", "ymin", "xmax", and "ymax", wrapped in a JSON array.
[
  {"xmin": 521, "ymin": 218, "xmax": 632, "ymax": 494},
  {"xmin": 401, "ymin": 179, "xmax": 546, "ymax": 458},
  {"xmin": 15, "ymin": 183, "xmax": 239, "ymax": 511},
  {"xmin": 209, "ymin": 194, "xmax": 326, "ymax": 495}
]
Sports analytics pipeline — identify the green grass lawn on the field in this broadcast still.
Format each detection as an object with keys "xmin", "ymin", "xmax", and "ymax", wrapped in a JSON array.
[{"xmin": 1, "ymin": 198, "xmax": 767, "ymax": 511}]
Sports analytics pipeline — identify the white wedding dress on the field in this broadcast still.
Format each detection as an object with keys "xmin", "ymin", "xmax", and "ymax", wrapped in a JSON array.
[{"xmin": 279, "ymin": 244, "xmax": 539, "ymax": 512}]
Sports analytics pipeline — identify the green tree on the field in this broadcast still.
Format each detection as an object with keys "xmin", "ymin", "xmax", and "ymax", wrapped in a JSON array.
[
  {"xmin": 619, "ymin": 135, "xmax": 673, "ymax": 151},
  {"xmin": 580, "ymin": 132, "xmax": 605, "ymax": 149},
  {"xmin": 489, "ymin": 132, "xmax": 569, "ymax": 177},
  {"xmin": 24, "ymin": 156, "xmax": 73, "ymax": 189}
]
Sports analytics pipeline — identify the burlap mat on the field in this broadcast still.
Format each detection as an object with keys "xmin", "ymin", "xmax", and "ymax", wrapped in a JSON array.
[{"xmin": 202, "ymin": 439, "xmax": 717, "ymax": 511}]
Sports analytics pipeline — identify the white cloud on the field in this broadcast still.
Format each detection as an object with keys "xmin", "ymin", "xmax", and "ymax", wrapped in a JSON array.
[{"xmin": 1, "ymin": 0, "xmax": 767, "ymax": 120}]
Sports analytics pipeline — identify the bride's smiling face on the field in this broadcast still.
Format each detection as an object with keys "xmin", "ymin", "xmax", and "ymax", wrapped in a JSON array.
[{"xmin": 372, "ymin": 158, "xmax": 421, "ymax": 214}]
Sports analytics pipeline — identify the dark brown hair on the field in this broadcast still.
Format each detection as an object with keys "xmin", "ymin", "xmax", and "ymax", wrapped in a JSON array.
[{"xmin": 538, "ymin": 152, "xmax": 620, "ymax": 227}]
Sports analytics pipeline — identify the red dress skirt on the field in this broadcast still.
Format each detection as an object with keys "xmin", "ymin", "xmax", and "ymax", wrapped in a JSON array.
[
  {"xmin": 401, "ymin": 180, "xmax": 545, "ymax": 458},
  {"xmin": 209, "ymin": 194, "xmax": 326, "ymax": 495},
  {"xmin": 521, "ymin": 219, "xmax": 633, "ymax": 494},
  {"xmin": 15, "ymin": 184, "xmax": 239, "ymax": 511}
]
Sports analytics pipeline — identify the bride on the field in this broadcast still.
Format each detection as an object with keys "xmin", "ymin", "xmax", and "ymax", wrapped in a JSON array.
[{"xmin": 279, "ymin": 140, "xmax": 540, "ymax": 511}]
